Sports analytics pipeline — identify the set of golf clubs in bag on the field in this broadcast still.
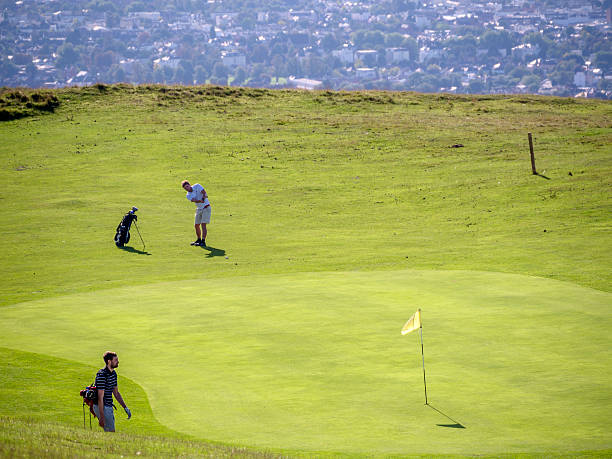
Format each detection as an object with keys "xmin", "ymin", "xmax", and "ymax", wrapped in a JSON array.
[{"xmin": 114, "ymin": 206, "xmax": 146, "ymax": 250}]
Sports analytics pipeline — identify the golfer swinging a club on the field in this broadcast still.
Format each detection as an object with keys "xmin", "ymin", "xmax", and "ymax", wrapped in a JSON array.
[{"xmin": 181, "ymin": 180, "xmax": 211, "ymax": 247}]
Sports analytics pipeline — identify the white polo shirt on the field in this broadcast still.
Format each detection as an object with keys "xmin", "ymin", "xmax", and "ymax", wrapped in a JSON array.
[{"xmin": 186, "ymin": 183, "xmax": 210, "ymax": 209}]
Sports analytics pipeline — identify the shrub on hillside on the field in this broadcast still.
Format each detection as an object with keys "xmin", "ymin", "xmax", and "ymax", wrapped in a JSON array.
[{"xmin": 0, "ymin": 90, "xmax": 60, "ymax": 121}]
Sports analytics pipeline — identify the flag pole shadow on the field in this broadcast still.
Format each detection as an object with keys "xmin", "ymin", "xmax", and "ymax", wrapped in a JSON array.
[{"xmin": 426, "ymin": 404, "xmax": 466, "ymax": 429}]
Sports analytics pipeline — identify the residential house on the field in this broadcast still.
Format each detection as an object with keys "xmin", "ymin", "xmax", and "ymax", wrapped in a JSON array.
[
  {"xmin": 386, "ymin": 48, "xmax": 410, "ymax": 65},
  {"xmin": 355, "ymin": 49, "xmax": 377, "ymax": 67},
  {"xmin": 289, "ymin": 77, "xmax": 323, "ymax": 90},
  {"xmin": 222, "ymin": 51, "xmax": 246, "ymax": 67},
  {"xmin": 419, "ymin": 47, "xmax": 442, "ymax": 63},
  {"xmin": 574, "ymin": 71, "xmax": 586, "ymax": 87},
  {"xmin": 511, "ymin": 43, "xmax": 540, "ymax": 61},
  {"xmin": 356, "ymin": 67, "xmax": 377, "ymax": 80},
  {"xmin": 332, "ymin": 46, "xmax": 354, "ymax": 65}
]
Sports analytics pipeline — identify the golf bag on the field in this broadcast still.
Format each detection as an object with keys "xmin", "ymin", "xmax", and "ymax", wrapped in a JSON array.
[
  {"xmin": 79, "ymin": 383, "xmax": 98, "ymax": 428},
  {"xmin": 114, "ymin": 207, "xmax": 138, "ymax": 247}
]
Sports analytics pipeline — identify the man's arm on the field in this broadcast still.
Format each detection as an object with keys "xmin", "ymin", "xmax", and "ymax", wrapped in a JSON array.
[
  {"xmin": 113, "ymin": 387, "xmax": 131, "ymax": 419},
  {"xmin": 112, "ymin": 387, "xmax": 126, "ymax": 409},
  {"xmin": 97, "ymin": 389, "xmax": 105, "ymax": 427},
  {"xmin": 189, "ymin": 189, "xmax": 201, "ymax": 203},
  {"xmin": 190, "ymin": 185, "xmax": 207, "ymax": 203},
  {"xmin": 191, "ymin": 188, "xmax": 207, "ymax": 203}
]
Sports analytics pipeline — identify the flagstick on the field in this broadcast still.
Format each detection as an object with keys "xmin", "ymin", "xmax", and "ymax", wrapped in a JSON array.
[{"xmin": 420, "ymin": 325, "xmax": 428, "ymax": 405}]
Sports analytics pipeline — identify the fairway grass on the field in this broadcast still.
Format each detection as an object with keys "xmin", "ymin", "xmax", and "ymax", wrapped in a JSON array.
[
  {"xmin": 1, "ymin": 87, "xmax": 611, "ymax": 308},
  {"xmin": 0, "ymin": 270, "xmax": 610, "ymax": 455},
  {"xmin": 0, "ymin": 86, "xmax": 611, "ymax": 456}
]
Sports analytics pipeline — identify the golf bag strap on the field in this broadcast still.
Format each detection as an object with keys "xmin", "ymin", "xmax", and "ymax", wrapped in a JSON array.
[
  {"xmin": 88, "ymin": 380, "xmax": 98, "ymax": 421},
  {"xmin": 82, "ymin": 400, "xmax": 92, "ymax": 429}
]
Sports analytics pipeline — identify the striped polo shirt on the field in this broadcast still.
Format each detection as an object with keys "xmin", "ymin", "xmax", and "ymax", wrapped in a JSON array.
[{"xmin": 95, "ymin": 367, "xmax": 118, "ymax": 407}]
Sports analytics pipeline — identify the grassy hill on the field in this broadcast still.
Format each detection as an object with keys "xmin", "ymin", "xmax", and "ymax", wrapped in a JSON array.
[{"xmin": 0, "ymin": 85, "xmax": 610, "ymax": 457}]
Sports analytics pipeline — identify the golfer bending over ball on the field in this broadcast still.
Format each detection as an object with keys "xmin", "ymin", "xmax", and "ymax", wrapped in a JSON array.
[
  {"xmin": 182, "ymin": 179, "xmax": 211, "ymax": 247},
  {"xmin": 94, "ymin": 351, "xmax": 131, "ymax": 432}
]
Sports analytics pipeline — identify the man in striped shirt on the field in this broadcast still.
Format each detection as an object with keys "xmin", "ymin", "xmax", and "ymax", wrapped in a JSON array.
[{"xmin": 94, "ymin": 351, "xmax": 131, "ymax": 432}]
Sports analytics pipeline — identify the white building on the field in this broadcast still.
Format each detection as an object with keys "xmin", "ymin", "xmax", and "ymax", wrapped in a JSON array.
[
  {"xmin": 351, "ymin": 12, "xmax": 370, "ymax": 22},
  {"xmin": 538, "ymin": 79, "xmax": 555, "ymax": 95},
  {"xmin": 289, "ymin": 77, "xmax": 323, "ymax": 90},
  {"xmin": 511, "ymin": 43, "xmax": 540, "ymax": 61},
  {"xmin": 153, "ymin": 57, "xmax": 181, "ymax": 70},
  {"xmin": 130, "ymin": 12, "xmax": 161, "ymax": 21},
  {"xmin": 386, "ymin": 47, "xmax": 410, "ymax": 64},
  {"xmin": 356, "ymin": 67, "xmax": 378, "ymax": 80},
  {"xmin": 574, "ymin": 71, "xmax": 586, "ymax": 87},
  {"xmin": 332, "ymin": 46, "xmax": 354, "ymax": 65},
  {"xmin": 288, "ymin": 10, "xmax": 317, "ymax": 22},
  {"xmin": 355, "ymin": 49, "xmax": 378, "ymax": 66},
  {"xmin": 222, "ymin": 51, "xmax": 246, "ymax": 67},
  {"xmin": 415, "ymin": 15, "xmax": 431, "ymax": 29},
  {"xmin": 213, "ymin": 12, "xmax": 239, "ymax": 27},
  {"xmin": 67, "ymin": 70, "xmax": 90, "ymax": 86},
  {"xmin": 419, "ymin": 47, "xmax": 441, "ymax": 63}
]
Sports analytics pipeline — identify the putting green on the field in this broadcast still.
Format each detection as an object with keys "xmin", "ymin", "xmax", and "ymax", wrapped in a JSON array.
[{"xmin": 0, "ymin": 269, "xmax": 610, "ymax": 455}]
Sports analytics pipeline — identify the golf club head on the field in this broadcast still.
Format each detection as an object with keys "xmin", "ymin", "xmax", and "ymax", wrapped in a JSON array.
[{"xmin": 131, "ymin": 206, "xmax": 138, "ymax": 212}]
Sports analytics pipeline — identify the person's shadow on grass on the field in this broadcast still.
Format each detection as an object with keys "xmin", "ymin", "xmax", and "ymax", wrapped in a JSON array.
[
  {"xmin": 200, "ymin": 245, "xmax": 226, "ymax": 258},
  {"xmin": 117, "ymin": 246, "xmax": 151, "ymax": 256}
]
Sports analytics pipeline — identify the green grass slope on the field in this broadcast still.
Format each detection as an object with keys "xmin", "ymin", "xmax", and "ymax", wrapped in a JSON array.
[
  {"xmin": 0, "ymin": 348, "xmax": 273, "ymax": 458},
  {"xmin": 0, "ymin": 85, "xmax": 611, "ymax": 457},
  {"xmin": 0, "ymin": 270, "xmax": 610, "ymax": 455},
  {"xmin": 0, "ymin": 86, "xmax": 610, "ymax": 307},
  {"xmin": 0, "ymin": 347, "xmax": 177, "ymax": 436}
]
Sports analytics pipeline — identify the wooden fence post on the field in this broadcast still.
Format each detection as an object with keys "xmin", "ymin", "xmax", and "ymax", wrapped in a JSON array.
[{"xmin": 528, "ymin": 133, "xmax": 537, "ymax": 175}]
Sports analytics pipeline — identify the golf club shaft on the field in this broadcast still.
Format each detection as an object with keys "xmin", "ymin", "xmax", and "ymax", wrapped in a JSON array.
[{"xmin": 133, "ymin": 221, "xmax": 146, "ymax": 250}]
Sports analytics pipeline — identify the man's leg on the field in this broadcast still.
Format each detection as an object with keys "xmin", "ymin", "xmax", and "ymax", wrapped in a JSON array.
[
  {"xmin": 103, "ymin": 406, "xmax": 115, "ymax": 432},
  {"xmin": 191, "ymin": 210, "xmax": 203, "ymax": 245},
  {"xmin": 92, "ymin": 404, "xmax": 101, "ymax": 428},
  {"xmin": 200, "ymin": 223, "xmax": 207, "ymax": 245}
]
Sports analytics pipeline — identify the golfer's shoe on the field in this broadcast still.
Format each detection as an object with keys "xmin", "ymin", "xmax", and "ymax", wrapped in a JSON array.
[
  {"xmin": 201, "ymin": 239, "xmax": 206, "ymax": 247},
  {"xmin": 190, "ymin": 239, "xmax": 202, "ymax": 246}
]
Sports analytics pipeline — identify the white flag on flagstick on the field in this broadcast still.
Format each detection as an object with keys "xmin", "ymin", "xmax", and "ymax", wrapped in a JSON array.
[{"xmin": 401, "ymin": 308, "xmax": 422, "ymax": 335}]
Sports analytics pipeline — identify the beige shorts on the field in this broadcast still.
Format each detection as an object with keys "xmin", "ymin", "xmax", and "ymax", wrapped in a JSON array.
[{"xmin": 195, "ymin": 206, "xmax": 211, "ymax": 224}]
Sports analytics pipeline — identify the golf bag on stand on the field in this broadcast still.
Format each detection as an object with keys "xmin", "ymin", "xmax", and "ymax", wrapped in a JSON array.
[{"xmin": 114, "ymin": 206, "xmax": 139, "ymax": 247}]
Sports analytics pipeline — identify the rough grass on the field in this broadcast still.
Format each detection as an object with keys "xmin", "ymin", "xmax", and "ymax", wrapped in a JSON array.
[
  {"xmin": 2, "ymin": 416, "xmax": 609, "ymax": 459},
  {"xmin": 0, "ymin": 417, "xmax": 276, "ymax": 458},
  {"xmin": 0, "ymin": 87, "xmax": 60, "ymax": 120}
]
